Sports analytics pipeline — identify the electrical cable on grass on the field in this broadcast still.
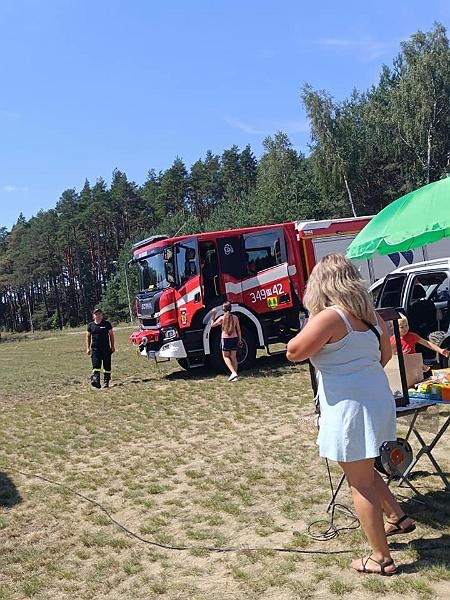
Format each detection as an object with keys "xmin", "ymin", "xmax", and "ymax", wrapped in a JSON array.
[
  {"xmin": 307, "ymin": 503, "xmax": 360, "ymax": 541},
  {"xmin": 5, "ymin": 467, "xmax": 449, "ymax": 554},
  {"xmin": 6, "ymin": 467, "xmax": 353, "ymax": 555},
  {"xmin": 306, "ymin": 459, "xmax": 360, "ymax": 541}
]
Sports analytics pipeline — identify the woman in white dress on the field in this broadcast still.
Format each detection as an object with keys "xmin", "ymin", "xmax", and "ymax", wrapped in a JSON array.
[{"xmin": 287, "ymin": 254, "xmax": 415, "ymax": 575}]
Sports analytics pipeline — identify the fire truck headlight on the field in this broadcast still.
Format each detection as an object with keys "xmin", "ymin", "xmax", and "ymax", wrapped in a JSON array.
[
  {"xmin": 141, "ymin": 336, "xmax": 148, "ymax": 346},
  {"xmin": 162, "ymin": 328, "xmax": 178, "ymax": 341}
]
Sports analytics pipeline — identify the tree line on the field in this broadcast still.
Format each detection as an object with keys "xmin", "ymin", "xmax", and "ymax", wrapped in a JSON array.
[{"xmin": 1, "ymin": 24, "xmax": 449, "ymax": 331}]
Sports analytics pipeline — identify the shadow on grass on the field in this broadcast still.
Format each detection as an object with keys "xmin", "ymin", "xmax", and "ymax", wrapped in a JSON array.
[
  {"xmin": 165, "ymin": 353, "xmax": 303, "ymax": 381},
  {"xmin": 389, "ymin": 490, "xmax": 450, "ymax": 572},
  {"xmin": 404, "ymin": 469, "xmax": 450, "ymax": 488},
  {"xmin": 112, "ymin": 377, "xmax": 158, "ymax": 387},
  {"xmin": 246, "ymin": 354, "xmax": 302, "ymax": 378},
  {"xmin": 400, "ymin": 489, "xmax": 450, "ymax": 530},
  {"xmin": 0, "ymin": 472, "xmax": 22, "ymax": 508},
  {"xmin": 392, "ymin": 534, "xmax": 450, "ymax": 572},
  {"xmin": 166, "ymin": 367, "xmax": 215, "ymax": 382}
]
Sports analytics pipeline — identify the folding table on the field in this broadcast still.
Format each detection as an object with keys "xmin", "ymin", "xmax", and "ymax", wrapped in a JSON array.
[{"xmin": 395, "ymin": 401, "xmax": 450, "ymax": 492}]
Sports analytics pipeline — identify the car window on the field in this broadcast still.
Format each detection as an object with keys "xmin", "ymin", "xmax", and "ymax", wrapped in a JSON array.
[
  {"xmin": 378, "ymin": 274, "xmax": 407, "ymax": 308},
  {"xmin": 428, "ymin": 276, "xmax": 449, "ymax": 302},
  {"xmin": 370, "ymin": 280, "xmax": 384, "ymax": 306},
  {"xmin": 176, "ymin": 239, "xmax": 198, "ymax": 286},
  {"xmin": 407, "ymin": 272, "xmax": 448, "ymax": 305}
]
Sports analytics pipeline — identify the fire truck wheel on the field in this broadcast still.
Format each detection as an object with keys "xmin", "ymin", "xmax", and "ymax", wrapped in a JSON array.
[
  {"xmin": 209, "ymin": 329, "xmax": 227, "ymax": 372},
  {"xmin": 237, "ymin": 325, "xmax": 257, "ymax": 369},
  {"xmin": 209, "ymin": 325, "xmax": 257, "ymax": 372},
  {"xmin": 176, "ymin": 358, "xmax": 190, "ymax": 370}
]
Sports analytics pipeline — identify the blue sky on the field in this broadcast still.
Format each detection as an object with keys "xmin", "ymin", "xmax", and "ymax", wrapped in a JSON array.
[{"xmin": 1, "ymin": 0, "xmax": 450, "ymax": 230}]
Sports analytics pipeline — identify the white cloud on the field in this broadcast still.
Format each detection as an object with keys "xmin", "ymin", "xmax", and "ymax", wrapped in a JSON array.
[
  {"xmin": 273, "ymin": 119, "xmax": 309, "ymax": 134},
  {"xmin": 224, "ymin": 117, "xmax": 268, "ymax": 135},
  {"xmin": 308, "ymin": 37, "xmax": 399, "ymax": 61},
  {"xmin": 224, "ymin": 116, "xmax": 309, "ymax": 136},
  {"xmin": 3, "ymin": 185, "xmax": 28, "ymax": 193}
]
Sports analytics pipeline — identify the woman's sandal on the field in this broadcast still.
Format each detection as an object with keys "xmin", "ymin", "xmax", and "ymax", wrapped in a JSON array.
[
  {"xmin": 385, "ymin": 514, "xmax": 416, "ymax": 537},
  {"xmin": 353, "ymin": 555, "xmax": 397, "ymax": 576}
]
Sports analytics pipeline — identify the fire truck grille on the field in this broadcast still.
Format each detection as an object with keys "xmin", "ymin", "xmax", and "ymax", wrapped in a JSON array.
[{"xmin": 142, "ymin": 318, "xmax": 158, "ymax": 327}]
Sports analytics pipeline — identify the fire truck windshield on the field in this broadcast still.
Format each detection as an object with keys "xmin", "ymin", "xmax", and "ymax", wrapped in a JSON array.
[{"xmin": 138, "ymin": 249, "xmax": 173, "ymax": 291}]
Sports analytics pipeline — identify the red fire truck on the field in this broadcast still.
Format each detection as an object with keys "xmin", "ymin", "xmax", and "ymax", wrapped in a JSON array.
[{"xmin": 129, "ymin": 216, "xmax": 376, "ymax": 371}]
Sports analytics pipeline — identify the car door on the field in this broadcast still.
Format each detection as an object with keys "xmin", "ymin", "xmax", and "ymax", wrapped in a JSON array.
[
  {"xmin": 404, "ymin": 271, "xmax": 449, "ymax": 359},
  {"xmin": 404, "ymin": 272, "xmax": 449, "ymax": 328},
  {"xmin": 375, "ymin": 273, "xmax": 408, "ymax": 310},
  {"xmin": 425, "ymin": 271, "xmax": 450, "ymax": 333}
]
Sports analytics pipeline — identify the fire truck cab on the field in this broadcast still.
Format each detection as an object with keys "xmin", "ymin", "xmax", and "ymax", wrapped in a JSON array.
[{"xmin": 130, "ymin": 223, "xmax": 306, "ymax": 371}]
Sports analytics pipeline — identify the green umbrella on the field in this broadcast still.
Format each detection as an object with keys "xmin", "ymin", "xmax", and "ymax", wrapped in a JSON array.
[{"xmin": 346, "ymin": 177, "xmax": 450, "ymax": 260}]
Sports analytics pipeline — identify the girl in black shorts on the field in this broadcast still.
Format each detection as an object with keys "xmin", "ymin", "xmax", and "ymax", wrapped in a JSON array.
[{"xmin": 210, "ymin": 302, "xmax": 242, "ymax": 381}]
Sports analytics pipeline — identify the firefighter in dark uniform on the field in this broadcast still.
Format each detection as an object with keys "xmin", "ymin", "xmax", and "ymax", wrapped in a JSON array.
[{"xmin": 86, "ymin": 309, "xmax": 115, "ymax": 388}]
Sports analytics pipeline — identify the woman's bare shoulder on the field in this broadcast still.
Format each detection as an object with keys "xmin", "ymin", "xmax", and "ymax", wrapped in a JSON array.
[
  {"xmin": 313, "ymin": 307, "xmax": 341, "ymax": 321},
  {"xmin": 307, "ymin": 308, "xmax": 342, "ymax": 328}
]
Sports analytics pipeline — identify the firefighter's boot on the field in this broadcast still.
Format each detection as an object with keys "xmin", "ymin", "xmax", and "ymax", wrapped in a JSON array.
[
  {"xmin": 91, "ymin": 371, "xmax": 101, "ymax": 389},
  {"xmin": 103, "ymin": 372, "xmax": 111, "ymax": 388}
]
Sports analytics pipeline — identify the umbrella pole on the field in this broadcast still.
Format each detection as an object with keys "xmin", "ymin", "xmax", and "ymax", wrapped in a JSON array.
[{"xmin": 393, "ymin": 318, "xmax": 409, "ymax": 404}]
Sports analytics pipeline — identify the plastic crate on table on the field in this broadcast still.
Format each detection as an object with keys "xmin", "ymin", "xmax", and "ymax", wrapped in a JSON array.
[{"xmin": 408, "ymin": 391, "xmax": 444, "ymax": 403}]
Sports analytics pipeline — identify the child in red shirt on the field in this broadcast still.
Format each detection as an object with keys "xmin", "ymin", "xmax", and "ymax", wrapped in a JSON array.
[{"xmin": 390, "ymin": 315, "xmax": 449, "ymax": 374}]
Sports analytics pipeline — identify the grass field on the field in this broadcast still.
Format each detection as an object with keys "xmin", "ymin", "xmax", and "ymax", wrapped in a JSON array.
[{"xmin": 0, "ymin": 327, "xmax": 449, "ymax": 599}]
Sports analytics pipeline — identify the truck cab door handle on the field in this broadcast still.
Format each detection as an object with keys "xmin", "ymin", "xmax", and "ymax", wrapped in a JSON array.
[{"xmin": 194, "ymin": 292, "xmax": 201, "ymax": 303}]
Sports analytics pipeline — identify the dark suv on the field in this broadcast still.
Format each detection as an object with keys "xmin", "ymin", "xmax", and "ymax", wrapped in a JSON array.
[{"xmin": 370, "ymin": 258, "xmax": 450, "ymax": 366}]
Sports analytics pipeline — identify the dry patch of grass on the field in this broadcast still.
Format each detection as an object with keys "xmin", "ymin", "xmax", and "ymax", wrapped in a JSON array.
[{"xmin": 0, "ymin": 329, "xmax": 449, "ymax": 599}]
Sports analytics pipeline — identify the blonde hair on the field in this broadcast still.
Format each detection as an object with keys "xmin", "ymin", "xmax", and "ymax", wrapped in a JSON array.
[
  {"xmin": 222, "ymin": 302, "xmax": 234, "ymax": 335},
  {"xmin": 303, "ymin": 254, "xmax": 375, "ymax": 322},
  {"xmin": 398, "ymin": 315, "xmax": 409, "ymax": 328}
]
